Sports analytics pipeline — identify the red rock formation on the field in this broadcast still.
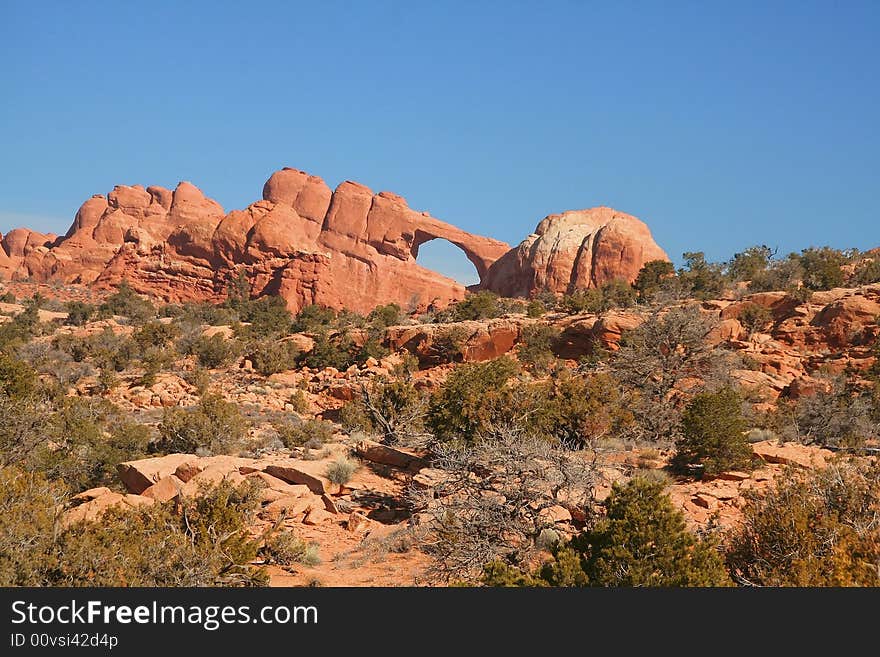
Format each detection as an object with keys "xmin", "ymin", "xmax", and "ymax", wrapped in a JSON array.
[
  {"xmin": 0, "ymin": 167, "xmax": 511, "ymax": 314},
  {"xmin": 0, "ymin": 170, "xmax": 672, "ymax": 314},
  {"xmin": 481, "ymin": 207, "xmax": 669, "ymax": 297}
]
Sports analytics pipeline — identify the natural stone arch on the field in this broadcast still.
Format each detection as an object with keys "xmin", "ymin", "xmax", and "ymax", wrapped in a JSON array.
[
  {"xmin": 411, "ymin": 234, "xmax": 483, "ymax": 286},
  {"xmin": 410, "ymin": 228, "xmax": 508, "ymax": 284}
]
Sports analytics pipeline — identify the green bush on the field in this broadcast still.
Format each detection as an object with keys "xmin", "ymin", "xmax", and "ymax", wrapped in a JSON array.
[
  {"xmin": 288, "ymin": 388, "xmax": 310, "ymax": 413},
  {"xmin": 156, "ymin": 392, "xmax": 248, "ymax": 455},
  {"xmin": 633, "ymin": 260, "xmax": 676, "ymax": 301},
  {"xmin": 422, "ymin": 325, "xmax": 468, "ymax": 365},
  {"xmin": 132, "ymin": 321, "xmax": 179, "ymax": 350},
  {"xmin": 273, "ymin": 418, "xmax": 334, "ymax": 449},
  {"xmin": 726, "ymin": 245, "xmax": 774, "ymax": 283},
  {"xmin": 64, "ymin": 301, "xmax": 96, "ymax": 326},
  {"xmin": 292, "ymin": 304, "xmax": 337, "ymax": 333},
  {"xmin": 98, "ymin": 281, "xmax": 156, "ymax": 324},
  {"xmin": 673, "ymin": 386, "xmax": 753, "ymax": 476},
  {"xmin": 528, "ymin": 371, "xmax": 632, "ymax": 448},
  {"xmin": 677, "ymin": 252, "xmax": 727, "ymax": 300},
  {"xmin": 300, "ymin": 331, "xmax": 356, "ymax": 370},
  {"xmin": 516, "ymin": 324, "xmax": 559, "ymax": 373},
  {"xmin": 261, "ymin": 531, "xmax": 320, "ymax": 567},
  {"xmin": 727, "ymin": 461, "xmax": 880, "ymax": 586},
  {"xmin": 191, "ymin": 333, "xmax": 240, "ymax": 368},
  {"xmin": 563, "ymin": 280, "xmax": 636, "ymax": 314},
  {"xmin": 737, "ymin": 303, "xmax": 773, "ymax": 335},
  {"xmin": 851, "ymin": 258, "xmax": 880, "ymax": 285},
  {"xmin": 0, "ymin": 468, "xmax": 268, "ymax": 586},
  {"xmin": 439, "ymin": 291, "xmax": 500, "ymax": 322},
  {"xmin": 344, "ymin": 379, "xmax": 425, "ymax": 443},
  {"xmin": 526, "ymin": 300, "xmax": 546, "ymax": 318},
  {"xmin": 485, "ymin": 477, "xmax": 732, "ymax": 587},
  {"xmin": 234, "ymin": 296, "xmax": 293, "ymax": 338},
  {"xmin": 248, "ymin": 339, "xmax": 300, "ymax": 376},
  {"xmin": 0, "ymin": 352, "xmax": 37, "ymax": 398},
  {"xmin": 797, "ymin": 246, "xmax": 846, "ymax": 291},
  {"xmin": 368, "ymin": 303, "xmax": 402, "ymax": 328},
  {"xmin": 427, "ymin": 357, "xmax": 520, "ymax": 443}
]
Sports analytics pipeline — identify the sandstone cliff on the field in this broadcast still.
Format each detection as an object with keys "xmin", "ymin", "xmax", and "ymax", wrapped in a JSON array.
[{"xmin": 0, "ymin": 169, "xmax": 670, "ymax": 312}]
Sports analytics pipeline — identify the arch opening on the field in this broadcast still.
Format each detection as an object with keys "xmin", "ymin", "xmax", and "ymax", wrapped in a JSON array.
[{"xmin": 413, "ymin": 238, "xmax": 480, "ymax": 287}]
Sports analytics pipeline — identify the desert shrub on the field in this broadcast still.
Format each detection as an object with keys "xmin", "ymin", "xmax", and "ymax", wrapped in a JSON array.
[
  {"xmin": 0, "ymin": 466, "xmax": 65, "ymax": 586},
  {"xmin": 172, "ymin": 301, "xmax": 239, "ymax": 326},
  {"xmin": 427, "ymin": 356, "xmax": 521, "ymax": 443},
  {"xmin": 0, "ymin": 292, "xmax": 15, "ymax": 303},
  {"xmin": 248, "ymin": 338, "xmax": 300, "ymax": 376},
  {"xmin": 851, "ymin": 258, "xmax": 880, "ymax": 286},
  {"xmin": 672, "ymin": 386, "xmax": 753, "ymax": 476},
  {"xmin": 0, "ymin": 391, "xmax": 151, "ymax": 490},
  {"xmin": 98, "ymin": 281, "xmax": 156, "ymax": 324},
  {"xmin": 445, "ymin": 291, "xmax": 501, "ymax": 322},
  {"xmin": 0, "ymin": 352, "xmax": 38, "ymax": 398},
  {"xmin": 563, "ymin": 280, "xmax": 636, "ymax": 314},
  {"xmin": 633, "ymin": 260, "xmax": 676, "ymax": 302},
  {"xmin": 496, "ymin": 298, "xmax": 528, "ymax": 315},
  {"xmin": 234, "ymin": 296, "xmax": 293, "ymax": 339},
  {"xmin": 57, "ymin": 326, "xmax": 137, "ymax": 372},
  {"xmin": 528, "ymin": 371, "xmax": 633, "ymax": 448},
  {"xmin": 325, "ymin": 456, "xmax": 358, "ymax": 486},
  {"xmin": 347, "ymin": 379, "xmax": 426, "ymax": 444},
  {"xmin": 180, "ymin": 479, "xmax": 265, "ymax": 580},
  {"xmin": 727, "ymin": 460, "xmax": 880, "ymax": 586},
  {"xmin": 368, "ymin": 302, "xmax": 402, "ymax": 328},
  {"xmin": 747, "ymin": 255, "xmax": 804, "ymax": 294},
  {"xmin": 132, "ymin": 320, "xmax": 179, "ymax": 350},
  {"xmin": 292, "ymin": 304, "xmax": 337, "ymax": 333},
  {"xmin": 28, "ymin": 397, "xmax": 150, "ymax": 490},
  {"xmin": 410, "ymin": 432, "xmax": 597, "ymax": 580},
  {"xmin": 288, "ymin": 388, "xmax": 309, "ymax": 413},
  {"xmin": 156, "ymin": 392, "xmax": 248, "ymax": 455},
  {"xmin": 0, "ymin": 298, "xmax": 43, "ymax": 349},
  {"xmin": 797, "ymin": 246, "xmax": 847, "ymax": 291},
  {"xmin": 262, "ymin": 531, "xmax": 321, "ymax": 567},
  {"xmin": 354, "ymin": 334, "xmax": 389, "ymax": 365},
  {"xmin": 738, "ymin": 303, "xmax": 773, "ymax": 335},
  {"xmin": 300, "ymin": 331, "xmax": 356, "ymax": 370},
  {"xmin": 526, "ymin": 299, "xmax": 546, "ymax": 318},
  {"xmin": 726, "ymin": 245, "xmax": 775, "ymax": 283},
  {"xmin": 677, "ymin": 251, "xmax": 727, "ymax": 300},
  {"xmin": 97, "ymin": 368, "xmax": 119, "ymax": 392},
  {"xmin": 17, "ymin": 342, "xmax": 96, "ymax": 387},
  {"xmin": 64, "ymin": 301, "xmax": 96, "ymax": 326},
  {"xmin": 273, "ymin": 418, "xmax": 334, "ymax": 449},
  {"xmin": 611, "ymin": 305, "xmax": 720, "ymax": 444},
  {"xmin": 183, "ymin": 366, "xmax": 211, "ymax": 395},
  {"xmin": 516, "ymin": 323, "xmax": 559, "ymax": 373},
  {"xmin": 485, "ymin": 477, "xmax": 731, "ymax": 587},
  {"xmin": 422, "ymin": 325, "xmax": 468, "ymax": 365},
  {"xmin": 772, "ymin": 378, "xmax": 877, "ymax": 448},
  {"xmin": 339, "ymin": 398, "xmax": 372, "ymax": 434},
  {"xmin": 191, "ymin": 333, "xmax": 240, "ymax": 368}
]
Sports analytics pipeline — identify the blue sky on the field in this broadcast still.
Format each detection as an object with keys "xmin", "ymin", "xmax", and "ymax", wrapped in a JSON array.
[{"xmin": 1, "ymin": 1, "xmax": 878, "ymax": 284}]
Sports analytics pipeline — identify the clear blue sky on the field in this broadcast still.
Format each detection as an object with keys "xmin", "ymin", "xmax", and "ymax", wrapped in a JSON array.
[{"xmin": 2, "ymin": 1, "xmax": 878, "ymax": 284}]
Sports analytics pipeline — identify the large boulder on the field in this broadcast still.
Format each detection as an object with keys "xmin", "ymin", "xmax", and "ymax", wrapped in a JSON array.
[{"xmin": 481, "ymin": 207, "xmax": 669, "ymax": 297}]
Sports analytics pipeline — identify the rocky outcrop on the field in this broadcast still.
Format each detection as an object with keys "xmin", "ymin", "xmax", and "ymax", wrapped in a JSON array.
[
  {"xmin": 481, "ymin": 207, "xmax": 669, "ymax": 297},
  {"xmin": 0, "ymin": 167, "xmax": 510, "ymax": 314},
  {"xmin": 1, "ymin": 168, "xmax": 677, "ymax": 312}
]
